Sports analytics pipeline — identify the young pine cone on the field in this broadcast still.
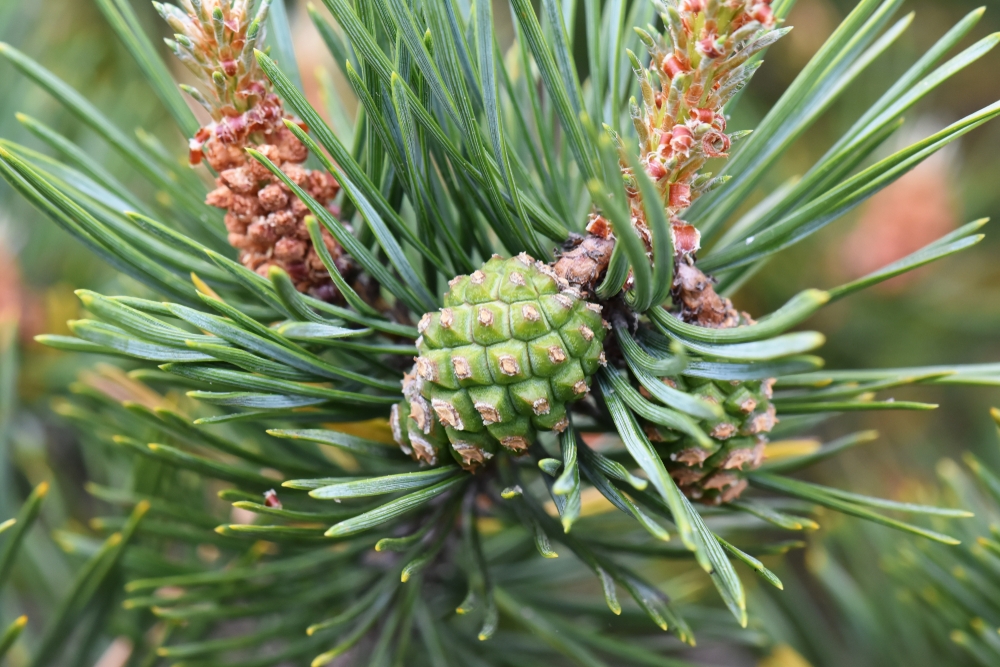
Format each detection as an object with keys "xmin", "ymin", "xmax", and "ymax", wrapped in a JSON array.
[
  {"xmin": 645, "ymin": 376, "xmax": 775, "ymax": 505},
  {"xmin": 392, "ymin": 254, "xmax": 609, "ymax": 471}
]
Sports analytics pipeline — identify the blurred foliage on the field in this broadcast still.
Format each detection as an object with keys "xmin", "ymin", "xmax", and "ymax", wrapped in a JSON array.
[
  {"xmin": 0, "ymin": 0, "xmax": 999, "ymax": 665},
  {"xmin": 0, "ymin": 0, "xmax": 181, "ymax": 408},
  {"xmin": 753, "ymin": 411, "xmax": 1000, "ymax": 667},
  {"xmin": 733, "ymin": 0, "xmax": 1000, "ymax": 494},
  {"xmin": 0, "ymin": 0, "xmax": 184, "ymax": 660}
]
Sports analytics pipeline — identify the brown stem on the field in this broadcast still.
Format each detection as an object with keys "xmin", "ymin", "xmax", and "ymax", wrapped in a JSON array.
[
  {"xmin": 550, "ymin": 232, "xmax": 616, "ymax": 296},
  {"xmin": 670, "ymin": 257, "xmax": 744, "ymax": 329}
]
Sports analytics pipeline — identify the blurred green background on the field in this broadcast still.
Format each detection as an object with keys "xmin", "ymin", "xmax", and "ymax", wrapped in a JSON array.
[
  {"xmin": 738, "ymin": 0, "xmax": 1000, "ymax": 500},
  {"xmin": 1, "ymin": 0, "xmax": 999, "ymax": 665}
]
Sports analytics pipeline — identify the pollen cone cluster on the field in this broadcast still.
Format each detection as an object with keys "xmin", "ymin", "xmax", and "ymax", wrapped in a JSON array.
[
  {"xmin": 203, "ymin": 133, "xmax": 357, "ymax": 302},
  {"xmin": 159, "ymin": 0, "xmax": 360, "ymax": 301},
  {"xmin": 391, "ymin": 254, "xmax": 608, "ymax": 471}
]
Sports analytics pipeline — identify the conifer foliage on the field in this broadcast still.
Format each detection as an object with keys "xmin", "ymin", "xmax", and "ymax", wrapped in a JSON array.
[
  {"xmin": 0, "ymin": 0, "xmax": 1000, "ymax": 664},
  {"xmin": 755, "ymin": 409, "xmax": 1000, "ymax": 667}
]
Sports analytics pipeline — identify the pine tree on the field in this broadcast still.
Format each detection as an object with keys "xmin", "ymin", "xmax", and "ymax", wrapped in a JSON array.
[{"xmin": 0, "ymin": 0, "xmax": 999, "ymax": 664}]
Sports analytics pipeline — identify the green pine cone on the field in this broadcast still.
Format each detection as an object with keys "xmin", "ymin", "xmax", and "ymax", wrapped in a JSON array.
[
  {"xmin": 392, "ymin": 253, "xmax": 608, "ymax": 471},
  {"xmin": 648, "ymin": 376, "xmax": 776, "ymax": 504}
]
